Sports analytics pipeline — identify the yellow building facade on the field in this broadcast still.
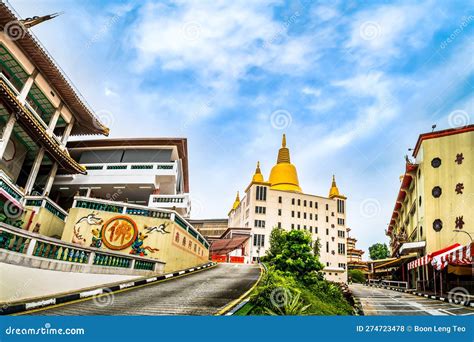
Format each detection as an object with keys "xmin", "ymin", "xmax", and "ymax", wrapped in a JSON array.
[
  {"xmin": 228, "ymin": 135, "xmax": 348, "ymax": 282},
  {"xmin": 387, "ymin": 125, "xmax": 473, "ymax": 256}
]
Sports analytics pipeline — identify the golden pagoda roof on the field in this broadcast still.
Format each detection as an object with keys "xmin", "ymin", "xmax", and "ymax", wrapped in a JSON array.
[
  {"xmin": 232, "ymin": 191, "xmax": 240, "ymax": 210},
  {"xmin": 329, "ymin": 175, "xmax": 346, "ymax": 199},
  {"xmin": 268, "ymin": 134, "xmax": 302, "ymax": 193},
  {"xmin": 252, "ymin": 161, "xmax": 264, "ymax": 183}
]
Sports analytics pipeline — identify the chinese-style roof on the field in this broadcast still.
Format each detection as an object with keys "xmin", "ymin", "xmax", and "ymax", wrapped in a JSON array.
[
  {"xmin": 67, "ymin": 138, "xmax": 189, "ymax": 192},
  {"xmin": 412, "ymin": 124, "xmax": 474, "ymax": 157},
  {"xmin": 0, "ymin": 3, "xmax": 108, "ymax": 136},
  {"xmin": 210, "ymin": 236, "xmax": 250, "ymax": 255}
]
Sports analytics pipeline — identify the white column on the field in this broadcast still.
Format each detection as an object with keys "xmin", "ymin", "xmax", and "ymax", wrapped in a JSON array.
[
  {"xmin": 42, "ymin": 162, "xmax": 58, "ymax": 196},
  {"xmin": 24, "ymin": 147, "xmax": 45, "ymax": 195},
  {"xmin": 0, "ymin": 111, "xmax": 16, "ymax": 159},
  {"xmin": 85, "ymin": 187, "xmax": 92, "ymax": 198},
  {"xmin": 17, "ymin": 69, "xmax": 38, "ymax": 105},
  {"xmin": 47, "ymin": 103, "xmax": 63, "ymax": 135},
  {"xmin": 61, "ymin": 117, "xmax": 74, "ymax": 145}
]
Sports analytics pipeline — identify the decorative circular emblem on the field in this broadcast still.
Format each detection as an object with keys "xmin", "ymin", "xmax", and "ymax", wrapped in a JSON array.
[
  {"xmin": 432, "ymin": 186, "xmax": 442, "ymax": 198},
  {"xmin": 433, "ymin": 219, "xmax": 443, "ymax": 232},
  {"xmin": 431, "ymin": 157, "xmax": 441, "ymax": 168},
  {"xmin": 101, "ymin": 215, "xmax": 138, "ymax": 250}
]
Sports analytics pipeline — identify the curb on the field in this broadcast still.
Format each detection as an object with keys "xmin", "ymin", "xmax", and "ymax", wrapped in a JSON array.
[
  {"xmin": 364, "ymin": 283, "xmax": 474, "ymax": 307},
  {"xmin": 1, "ymin": 262, "xmax": 216, "ymax": 315}
]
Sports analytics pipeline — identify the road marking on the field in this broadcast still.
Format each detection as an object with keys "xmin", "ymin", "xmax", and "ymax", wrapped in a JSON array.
[
  {"xmin": 25, "ymin": 298, "xmax": 56, "ymax": 310},
  {"xmin": 13, "ymin": 264, "xmax": 217, "ymax": 316}
]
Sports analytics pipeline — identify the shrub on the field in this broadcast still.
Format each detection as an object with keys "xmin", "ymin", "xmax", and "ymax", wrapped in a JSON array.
[{"xmin": 348, "ymin": 269, "xmax": 365, "ymax": 283}]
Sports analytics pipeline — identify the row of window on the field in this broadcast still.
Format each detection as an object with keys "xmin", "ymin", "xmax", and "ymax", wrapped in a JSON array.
[
  {"xmin": 254, "ymin": 220, "xmax": 266, "ymax": 228},
  {"xmin": 255, "ymin": 206, "xmax": 266, "ymax": 214},
  {"xmin": 337, "ymin": 199, "xmax": 345, "ymax": 214},
  {"xmin": 337, "ymin": 218, "xmax": 345, "ymax": 225},
  {"xmin": 255, "ymin": 186, "xmax": 267, "ymax": 201},
  {"xmin": 253, "ymin": 234, "xmax": 265, "ymax": 247},
  {"xmin": 337, "ymin": 230, "xmax": 345, "ymax": 238}
]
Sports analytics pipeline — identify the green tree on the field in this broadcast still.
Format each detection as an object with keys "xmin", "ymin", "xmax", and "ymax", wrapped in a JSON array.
[
  {"xmin": 267, "ymin": 227, "xmax": 286, "ymax": 259},
  {"xmin": 312, "ymin": 237, "xmax": 321, "ymax": 257},
  {"xmin": 368, "ymin": 243, "xmax": 390, "ymax": 260},
  {"xmin": 267, "ymin": 229, "xmax": 324, "ymax": 281},
  {"xmin": 348, "ymin": 269, "xmax": 365, "ymax": 283}
]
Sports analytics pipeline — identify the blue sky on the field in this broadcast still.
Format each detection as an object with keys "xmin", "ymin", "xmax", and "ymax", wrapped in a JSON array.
[{"xmin": 9, "ymin": 0, "xmax": 473, "ymax": 257}]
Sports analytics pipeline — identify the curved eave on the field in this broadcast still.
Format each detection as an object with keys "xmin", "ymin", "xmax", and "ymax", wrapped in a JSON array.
[
  {"xmin": 0, "ymin": 81, "xmax": 86, "ymax": 175},
  {"xmin": 0, "ymin": 3, "xmax": 109, "ymax": 137}
]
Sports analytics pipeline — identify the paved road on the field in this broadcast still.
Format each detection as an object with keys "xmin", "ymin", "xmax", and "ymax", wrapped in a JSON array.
[
  {"xmin": 350, "ymin": 284, "xmax": 474, "ymax": 316},
  {"xmin": 24, "ymin": 263, "xmax": 261, "ymax": 315}
]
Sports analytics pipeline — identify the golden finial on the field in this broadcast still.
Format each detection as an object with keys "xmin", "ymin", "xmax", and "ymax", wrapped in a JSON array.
[
  {"xmin": 282, "ymin": 134, "xmax": 286, "ymax": 148},
  {"xmin": 329, "ymin": 174, "xmax": 340, "ymax": 198},
  {"xmin": 252, "ymin": 161, "xmax": 264, "ymax": 183}
]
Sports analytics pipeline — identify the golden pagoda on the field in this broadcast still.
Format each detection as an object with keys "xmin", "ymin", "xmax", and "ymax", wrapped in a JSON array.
[
  {"xmin": 268, "ymin": 134, "xmax": 302, "ymax": 193},
  {"xmin": 252, "ymin": 161, "xmax": 264, "ymax": 183},
  {"xmin": 329, "ymin": 175, "xmax": 346, "ymax": 199}
]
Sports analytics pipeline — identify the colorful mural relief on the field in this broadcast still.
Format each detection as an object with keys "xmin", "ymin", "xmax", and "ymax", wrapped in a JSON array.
[
  {"xmin": 72, "ymin": 212, "xmax": 103, "ymax": 245},
  {"xmin": 61, "ymin": 208, "xmax": 209, "ymax": 272},
  {"xmin": 129, "ymin": 232, "xmax": 160, "ymax": 256}
]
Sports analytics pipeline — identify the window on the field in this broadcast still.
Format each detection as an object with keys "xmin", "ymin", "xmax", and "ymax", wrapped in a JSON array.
[
  {"xmin": 297, "ymin": 212, "xmax": 301, "ymax": 218},
  {"xmin": 337, "ymin": 199, "xmax": 345, "ymax": 214},
  {"xmin": 338, "ymin": 263, "xmax": 346, "ymax": 269},
  {"xmin": 315, "ymin": 227, "xmax": 318, "ymax": 234},
  {"xmin": 326, "ymin": 204, "xmax": 329, "ymax": 210},
  {"xmin": 278, "ymin": 209, "xmax": 282, "ymax": 216},
  {"xmin": 310, "ymin": 213, "xmax": 313, "ymax": 220},
  {"xmin": 326, "ymin": 216, "xmax": 329, "ymax": 222},
  {"xmin": 432, "ymin": 186, "xmax": 442, "ymax": 198},
  {"xmin": 338, "ymin": 243, "xmax": 346, "ymax": 255},
  {"xmin": 256, "ymin": 186, "xmax": 267, "ymax": 201},
  {"xmin": 338, "ymin": 230, "xmax": 345, "ymax": 238},
  {"xmin": 292, "ymin": 198, "xmax": 295, "ymax": 205},
  {"xmin": 331, "ymin": 212, "xmax": 334, "ymax": 216},
  {"xmin": 254, "ymin": 220, "xmax": 266, "ymax": 228},
  {"xmin": 304, "ymin": 225, "xmax": 307, "ymax": 230},
  {"xmin": 298, "ymin": 199, "xmax": 301, "ymax": 206},
  {"xmin": 431, "ymin": 157, "xmax": 442, "ymax": 168},
  {"xmin": 304, "ymin": 200, "xmax": 307, "ymax": 207},
  {"xmin": 297, "ymin": 224, "xmax": 300, "ymax": 230},
  {"xmin": 433, "ymin": 219, "xmax": 443, "ymax": 232},
  {"xmin": 315, "ymin": 214, "xmax": 318, "ymax": 221},
  {"xmin": 291, "ymin": 224, "xmax": 294, "ymax": 230},
  {"xmin": 309, "ymin": 226, "xmax": 313, "ymax": 233},
  {"xmin": 277, "ymin": 222, "xmax": 282, "ymax": 228},
  {"xmin": 255, "ymin": 206, "xmax": 266, "ymax": 214},
  {"xmin": 326, "ymin": 241, "xmax": 329, "ymax": 253},
  {"xmin": 326, "ymin": 228, "xmax": 329, "ymax": 235},
  {"xmin": 315, "ymin": 202, "xmax": 318, "ymax": 209},
  {"xmin": 303, "ymin": 213, "xmax": 307, "ymax": 219},
  {"xmin": 337, "ymin": 218, "xmax": 345, "ymax": 225},
  {"xmin": 292, "ymin": 211, "xmax": 295, "ymax": 218},
  {"xmin": 310, "ymin": 201, "xmax": 313, "ymax": 208},
  {"xmin": 278, "ymin": 196, "xmax": 282, "ymax": 204},
  {"xmin": 253, "ymin": 234, "xmax": 265, "ymax": 247}
]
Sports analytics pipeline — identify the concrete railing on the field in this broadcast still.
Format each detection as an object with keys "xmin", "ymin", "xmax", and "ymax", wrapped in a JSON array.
[
  {"xmin": 368, "ymin": 279, "xmax": 408, "ymax": 289},
  {"xmin": 0, "ymin": 170, "xmax": 24, "ymax": 202},
  {"xmin": 0, "ymin": 223, "xmax": 165, "ymax": 276},
  {"xmin": 24, "ymin": 195, "xmax": 68, "ymax": 221}
]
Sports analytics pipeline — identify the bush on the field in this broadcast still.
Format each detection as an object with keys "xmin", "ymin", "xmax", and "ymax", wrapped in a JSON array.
[{"xmin": 348, "ymin": 269, "xmax": 365, "ymax": 284}]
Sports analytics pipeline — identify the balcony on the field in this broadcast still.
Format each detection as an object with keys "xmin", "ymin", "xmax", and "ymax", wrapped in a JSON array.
[
  {"xmin": 0, "ymin": 170, "xmax": 24, "ymax": 205},
  {"xmin": 24, "ymin": 195, "xmax": 68, "ymax": 221},
  {"xmin": 0, "ymin": 74, "xmax": 85, "ymax": 174},
  {"xmin": 148, "ymin": 193, "xmax": 191, "ymax": 217}
]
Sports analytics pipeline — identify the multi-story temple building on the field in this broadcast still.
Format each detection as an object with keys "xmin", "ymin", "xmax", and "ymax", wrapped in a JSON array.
[
  {"xmin": 386, "ymin": 125, "xmax": 473, "ymax": 291},
  {"xmin": 0, "ymin": 3, "xmax": 209, "ymax": 273},
  {"xmin": 346, "ymin": 228, "xmax": 367, "ymax": 272},
  {"xmin": 228, "ymin": 135, "xmax": 348, "ymax": 282}
]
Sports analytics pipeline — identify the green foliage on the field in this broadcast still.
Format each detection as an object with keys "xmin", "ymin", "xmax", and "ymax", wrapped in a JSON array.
[
  {"xmin": 248, "ymin": 228, "xmax": 354, "ymax": 316},
  {"xmin": 266, "ymin": 229, "xmax": 324, "ymax": 283},
  {"xmin": 313, "ymin": 237, "xmax": 321, "ymax": 257},
  {"xmin": 348, "ymin": 269, "xmax": 365, "ymax": 283},
  {"xmin": 368, "ymin": 243, "xmax": 390, "ymax": 260}
]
